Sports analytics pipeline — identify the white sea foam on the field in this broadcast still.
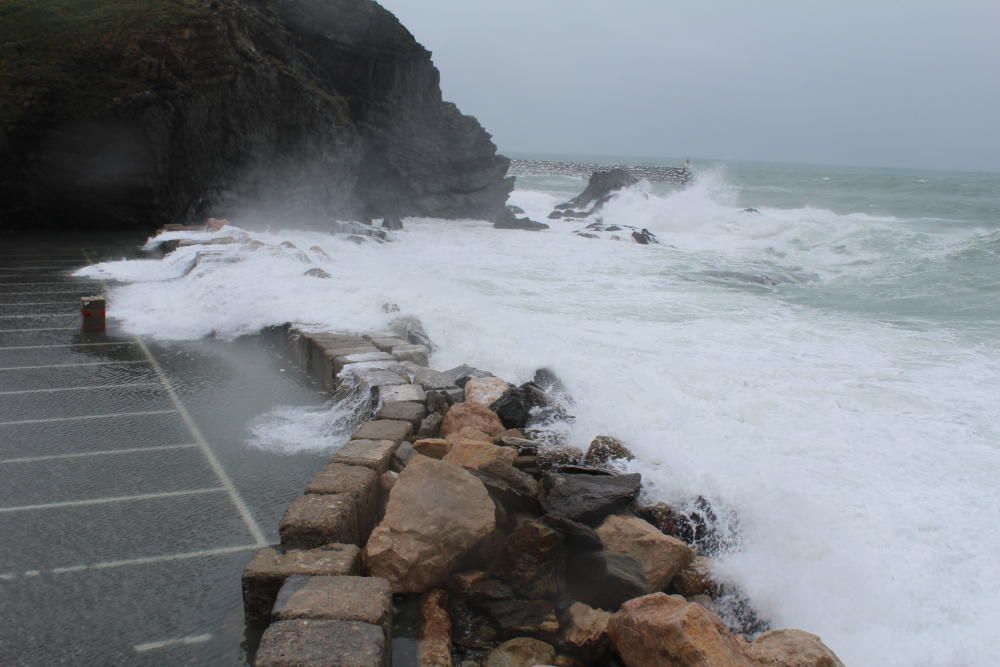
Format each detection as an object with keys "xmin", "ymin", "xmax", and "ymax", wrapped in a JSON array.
[{"xmin": 77, "ymin": 175, "xmax": 1000, "ymax": 666}]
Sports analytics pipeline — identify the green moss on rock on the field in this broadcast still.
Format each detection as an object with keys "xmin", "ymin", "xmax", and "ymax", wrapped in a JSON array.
[{"xmin": 0, "ymin": 0, "xmax": 211, "ymax": 125}]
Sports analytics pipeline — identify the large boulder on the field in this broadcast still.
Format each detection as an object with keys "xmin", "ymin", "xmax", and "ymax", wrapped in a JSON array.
[
  {"xmin": 561, "ymin": 602, "xmax": 612, "ymax": 654},
  {"xmin": 607, "ymin": 593, "xmax": 754, "ymax": 667},
  {"xmin": 441, "ymin": 402, "xmax": 505, "ymax": 438},
  {"xmin": 1, "ymin": 0, "xmax": 512, "ymax": 229},
  {"xmin": 596, "ymin": 514, "xmax": 695, "ymax": 591},
  {"xmin": 365, "ymin": 456, "xmax": 496, "ymax": 592},
  {"xmin": 748, "ymin": 629, "xmax": 845, "ymax": 667}
]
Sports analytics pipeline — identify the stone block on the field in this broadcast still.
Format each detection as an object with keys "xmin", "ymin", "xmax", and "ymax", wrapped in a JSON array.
[
  {"xmin": 352, "ymin": 420, "xmax": 413, "ymax": 445},
  {"xmin": 375, "ymin": 401, "xmax": 426, "ymax": 426},
  {"xmin": 242, "ymin": 544, "xmax": 361, "ymax": 621},
  {"xmin": 371, "ymin": 336, "xmax": 409, "ymax": 352},
  {"xmin": 390, "ymin": 344, "xmax": 429, "ymax": 366},
  {"xmin": 376, "ymin": 384, "xmax": 426, "ymax": 404},
  {"xmin": 333, "ymin": 351, "xmax": 395, "ymax": 375},
  {"xmin": 280, "ymin": 494, "xmax": 360, "ymax": 549},
  {"xmin": 272, "ymin": 575, "xmax": 393, "ymax": 640},
  {"xmin": 331, "ymin": 439, "xmax": 400, "ymax": 474},
  {"xmin": 305, "ymin": 463, "xmax": 379, "ymax": 541},
  {"xmin": 255, "ymin": 619, "xmax": 387, "ymax": 667}
]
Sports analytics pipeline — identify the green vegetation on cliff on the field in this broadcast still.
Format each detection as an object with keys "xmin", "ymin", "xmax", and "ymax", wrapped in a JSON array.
[{"xmin": 0, "ymin": 0, "xmax": 210, "ymax": 125}]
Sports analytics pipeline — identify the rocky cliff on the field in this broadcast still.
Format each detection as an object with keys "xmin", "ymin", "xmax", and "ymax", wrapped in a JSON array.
[{"xmin": 0, "ymin": 0, "xmax": 512, "ymax": 229}]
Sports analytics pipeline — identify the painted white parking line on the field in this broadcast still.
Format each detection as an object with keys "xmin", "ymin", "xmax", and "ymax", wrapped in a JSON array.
[
  {"xmin": 0, "ymin": 381, "xmax": 159, "ymax": 396},
  {"xmin": 0, "ymin": 291, "xmax": 96, "ymax": 296},
  {"xmin": 0, "ymin": 313, "xmax": 77, "ymax": 319},
  {"xmin": 0, "ymin": 544, "xmax": 262, "ymax": 581},
  {"xmin": 0, "ymin": 281, "xmax": 99, "ymax": 286},
  {"xmin": 0, "ymin": 326, "xmax": 78, "ymax": 333},
  {"xmin": 0, "ymin": 409, "xmax": 178, "ymax": 426},
  {"xmin": 0, "ymin": 487, "xmax": 225, "ymax": 513},
  {"xmin": 134, "ymin": 634, "xmax": 213, "ymax": 653},
  {"xmin": 0, "ymin": 262, "xmax": 80, "ymax": 271},
  {"xmin": 0, "ymin": 341, "xmax": 135, "ymax": 351},
  {"xmin": 0, "ymin": 359, "xmax": 149, "ymax": 371},
  {"xmin": 134, "ymin": 337, "xmax": 269, "ymax": 547},
  {"xmin": 0, "ymin": 443, "xmax": 197, "ymax": 465}
]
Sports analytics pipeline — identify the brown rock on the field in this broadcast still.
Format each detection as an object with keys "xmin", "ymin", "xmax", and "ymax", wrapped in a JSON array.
[
  {"xmin": 485, "ymin": 637, "xmax": 556, "ymax": 667},
  {"xmin": 353, "ymin": 419, "xmax": 414, "ymax": 444},
  {"xmin": 465, "ymin": 376, "xmax": 511, "ymax": 406},
  {"xmin": 561, "ymin": 602, "xmax": 611, "ymax": 654},
  {"xmin": 444, "ymin": 441, "xmax": 518, "ymax": 471},
  {"xmin": 607, "ymin": 593, "xmax": 753, "ymax": 667},
  {"xmin": 330, "ymin": 439, "xmax": 400, "ymax": 474},
  {"xmin": 596, "ymin": 514, "xmax": 694, "ymax": 590},
  {"xmin": 446, "ymin": 426, "xmax": 493, "ymax": 444},
  {"xmin": 242, "ymin": 544, "xmax": 361, "ymax": 622},
  {"xmin": 749, "ymin": 629, "xmax": 845, "ymax": 667},
  {"xmin": 419, "ymin": 589, "xmax": 453, "ymax": 667},
  {"xmin": 584, "ymin": 435, "xmax": 634, "ymax": 467},
  {"xmin": 447, "ymin": 570, "xmax": 513, "ymax": 601},
  {"xmin": 441, "ymin": 402, "xmax": 505, "ymax": 438},
  {"xmin": 671, "ymin": 556, "xmax": 719, "ymax": 598},
  {"xmin": 365, "ymin": 456, "xmax": 496, "ymax": 592},
  {"xmin": 413, "ymin": 438, "xmax": 451, "ymax": 459}
]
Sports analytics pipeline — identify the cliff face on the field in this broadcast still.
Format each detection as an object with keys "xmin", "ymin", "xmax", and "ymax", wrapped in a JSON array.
[{"xmin": 0, "ymin": 0, "xmax": 512, "ymax": 229}]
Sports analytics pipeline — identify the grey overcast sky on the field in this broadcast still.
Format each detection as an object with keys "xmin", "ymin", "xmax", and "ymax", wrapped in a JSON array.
[{"xmin": 377, "ymin": 1, "xmax": 1000, "ymax": 171}]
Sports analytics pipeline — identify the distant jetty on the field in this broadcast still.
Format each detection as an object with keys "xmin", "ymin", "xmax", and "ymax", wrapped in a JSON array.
[{"xmin": 510, "ymin": 158, "xmax": 693, "ymax": 185}]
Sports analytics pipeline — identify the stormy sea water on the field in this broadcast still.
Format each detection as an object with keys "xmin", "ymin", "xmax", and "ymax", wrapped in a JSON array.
[{"xmin": 77, "ymin": 157, "xmax": 1000, "ymax": 667}]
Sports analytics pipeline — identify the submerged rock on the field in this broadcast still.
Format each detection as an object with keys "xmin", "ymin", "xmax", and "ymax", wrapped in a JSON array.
[{"xmin": 485, "ymin": 637, "xmax": 556, "ymax": 667}]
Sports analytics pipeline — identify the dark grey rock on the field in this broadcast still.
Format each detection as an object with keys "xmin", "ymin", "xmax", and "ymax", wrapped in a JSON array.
[
  {"xmin": 425, "ymin": 390, "xmax": 449, "ymax": 416},
  {"xmin": 540, "ymin": 514, "xmax": 604, "ymax": 550},
  {"xmin": 479, "ymin": 599, "xmax": 559, "ymax": 638},
  {"xmin": 381, "ymin": 215, "xmax": 403, "ymax": 230},
  {"xmin": 553, "ymin": 169, "xmax": 639, "ymax": 215},
  {"xmin": 567, "ymin": 551, "xmax": 649, "ymax": 611},
  {"xmin": 494, "ymin": 215, "xmax": 549, "ymax": 231},
  {"xmin": 416, "ymin": 412, "xmax": 443, "ymax": 439},
  {"xmin": 470, "ymin": 459, "xmax": 540, "ymax": 515},
  {"xmin": 490, "ymin": 387, "xmax": 532, "ymax": 429},
  {"xmin": 540, "ymin": 472, "xmax": 642, "ymax": 525}
]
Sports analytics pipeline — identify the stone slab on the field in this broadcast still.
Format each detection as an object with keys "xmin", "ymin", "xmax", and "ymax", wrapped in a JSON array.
[
  {"xmin": 255, "ymin": 619, "xmax": 387, "ymax": 667},
  {"xmin": 305, "ymin": 463, "xmax": 379, "ymax": 541},
  {"xmin": 352, "ymin": 420, "xmax": 413, "ymax": 445},
  {"xmin": 272, "ymin": 575, "xmax": 392, "ymax": 640},
  {"xmin": 377, "ymin": 384, "xmax": 426, "ymax": 404},
  {"xmin": 333, "ymin": 351, "xmax": 395, "ymax": 375},
  {"xmin": 242, "ymin": 544, "xmax": 361, "ymax": 621},
  {"xmin": 375, "ymin": 401, "xmax": 427, "ymax": 426},
  {"xmin": 370, "ymin": 336, "xmax": 410, "ymax": 353},
  {"xmin": 390, "ymin": 344, "xmax": 429, "ymax": 366},
  {"xmin": 280, "ymin": 494, "xmax": 360, "ymax": 549},
  {"xmin": 330, "ymin": 439, "xmax": 400, "ymax": 474}
]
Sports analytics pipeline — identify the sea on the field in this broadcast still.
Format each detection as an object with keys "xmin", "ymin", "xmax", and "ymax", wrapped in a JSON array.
[{"xmin": 78, "ymin": 154, "xmax": 1000, "ymax": 667}]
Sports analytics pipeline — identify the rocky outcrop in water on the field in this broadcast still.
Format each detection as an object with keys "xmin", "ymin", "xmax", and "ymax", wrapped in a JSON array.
[
  {"xmin": 0, "ymin": 0, "xmax": 512, "ymax": 229},
  {"xmin": 549, "ymin": 168, "xmax": 639, "ymax": 220}
]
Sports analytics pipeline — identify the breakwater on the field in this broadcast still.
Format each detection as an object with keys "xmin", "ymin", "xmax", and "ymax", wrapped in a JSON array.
[{"xmin": 243, "ymin": 326, "xmax": 845, "ymax": 666}]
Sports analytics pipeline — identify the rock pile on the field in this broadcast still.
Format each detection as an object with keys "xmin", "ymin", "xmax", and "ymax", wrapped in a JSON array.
[{"xmin": 244, "ymin": 316, "xmax": 843, "ymax": 666}]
